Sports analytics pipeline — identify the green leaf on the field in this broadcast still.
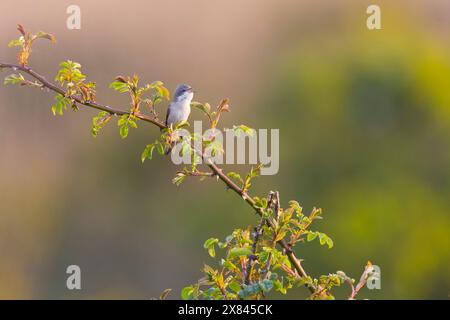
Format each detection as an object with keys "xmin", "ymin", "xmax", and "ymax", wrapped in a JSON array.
[
  {"xmin": 307, "ymin": 232, "xmax": 317, "ymax": 242},
  {"xmin": 141, "ymin": 143, "xmax": 155, "ymax": 163},
  {"xmin": 253, "ymin": 196, "xmax": 268, "ymax": 209},
  {"xmin": 227, "ymin": 172, "xmax": 243, "ymax": 184},
  {"xmin": 326, "ymin": 237, "xmax": 334, "ymax": 249},
  {"xmin": 222, "ymin": 259, "xmax": 238, "ymax": 272},
  {"xmin": 175, "ymin": 121, "xmax": 190, "ymax": 129},
  {"xmin": 258, "ymin": 251, "xmax": 270, "ymax": 264},
  {"xmin": 155, "ymin": 84, "xmax": 170, "ymax": 100},
  {"xmin": 55, "ymin": 60, "xmax": 88, "ymax": 89},
  {"xmin": 203, "ymin": 238, "xmax": 218, "ymax": 258},
  {"xmin": 181, "ymin": 286, "xmax": 195, "ymax": 300},
  {"xmin": 289, "ymin": 200, "xmax": 302, "ymax": 212},
  {"xmin": 319, "ymin": 233, "xmax": 326, "ymax": 246},
  {"xmin": 273, "ymin": 279, "xmax": 287, "ymax": 294},
  {"xmin": 191, "ymin": 101, "xmax": 211, "ymax": 115},
  {"xmin": 228, "ymin": 247, "xmax": 252, "ymax": 259},
  {"xmin": 206, "ymin": 140, "xmax": 223, "ymax": 157},
  {"xmin": 91, "ymin": 111, "xmax": 111, "ymax": 137},
  {"xmin": 119, "ymin": 124, "xmax": 129, "ymax": 139},
  {"xmin": 60, "ymin": 60, "xmax": 81, "ymax": 69},
  {"xmin": 172, "ymin": 172, "xmax": 186, "ymax": 186},
  {"xmin": 33, "ymin": 31, "xmax": 56, "ymax": 43},
  {"xmin": 51, "ymin": 94, "xmax": 70, "ymax": 116},
  {"xmin": 275, "ymin": 230, "xmax": 287, "ymax": 243},
  {"xmin": 233, "ymin": 124, "xmax": 254, "ymax": 137},
  {"xmin": 8, "ymin": 38, "xmax": 24, "ymax": 48},
  {"xmin": 318, "ymin": 233, "xmax": 333, "ymax": 249},
  {"xmin": 150, "ymin": 80, "xmax": 163, "ymax": 87},
  {"xmin": 156, "ymin": 141, "xmax": 164, "ymax": 155},
  {"xmin": 203, "ymin": 238, "xmax": 219, "ymax": 249},
  {"xmin": 128, "ymin": 119, "xmax": 138, "ymax": 129},
  {"xmin": 117, "ymin": 115, "xmax": 137, "ymax": 139},
  {"xmin": 228, "ymin": 280, "xmax": 241, "ymax": 294},
  {"xmin": 4, "ymin": 73, "xmax": 25, "ymax": 85},
  {"xmin": 306, "ymin": 231, "xmax": 333, "ymax": 249},
  {"xmin": 152, "ymin": 95, "xmax": 162, "ymax": 105},
  {"xmin": 117, "ymin": 115, "xmax": 127, "ymax": 126},
  {"xmin": 207, "ymin": 247, "xmax": 215, "ymax": 258},
  {"xmin": 109, "ymin": 81, "xmax": 129, "ymax": 93}
]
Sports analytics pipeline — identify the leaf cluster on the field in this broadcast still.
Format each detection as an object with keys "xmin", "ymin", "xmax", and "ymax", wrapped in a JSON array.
[
  {"xmin": 8, "ymin": 24, "xmax": 55, "ymax": 66},
  {"xmin": 183, "ymin": 198, "xmax": 340, "ymax": 300}
]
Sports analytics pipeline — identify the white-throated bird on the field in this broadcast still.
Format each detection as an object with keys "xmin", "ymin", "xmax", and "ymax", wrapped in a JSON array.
[{"xmin": 164, "ymin": 84, "xmax": 194, "ymax": 154}]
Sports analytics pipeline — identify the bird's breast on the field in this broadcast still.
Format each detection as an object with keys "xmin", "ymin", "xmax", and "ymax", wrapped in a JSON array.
[{"xmin": 167, "ymin": 100, "xmax": 191, "ymax": 125}]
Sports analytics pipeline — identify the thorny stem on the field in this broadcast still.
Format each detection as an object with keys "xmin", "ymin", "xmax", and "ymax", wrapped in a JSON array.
[
  {"xmin": 345, "ymin": 278, "xmax": 357, "ymax": 300},
  {"xmin": 182, "ymin": 170, "xmax": 215, "ymax": 177},
  {"xmin": 0, "ymin": 63, "xmax": 166, "ymax": 129},
  {"xmin": 244, "ymin": 215, "xmax": 265, "ymax": 285},
  {"xmin": 0, "ymin": 61, "xmax": 317, "ymax": 294},
  {"xmin": 244, "ymin": 191, "xmax": 279, "ymax": 286}
]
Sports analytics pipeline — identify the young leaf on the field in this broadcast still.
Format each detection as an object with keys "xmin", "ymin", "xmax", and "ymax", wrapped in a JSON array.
[
  {"xmin": 119, "ymin": 124, "xmax": 129, "ymax": 139},
  {"xmin": 172, "ymin": 172, "xmax": 187, "ymax": 186},
  {"xmin": 141, "ymin": 143, "xmax": 155, "ymax": 163},
  {"xmin": 128, "ymin": 118, "xmax": 138, "ymax": 129},
  {"xmin": 227, "ymin": 247, "xmax": 252, "ymax": 259},
  {"xmin": 191, "ymin": 102, "xmax": 211, "ymax": 115},
  {"xmin": 155, "ymin": 84, "xmax": 170, "ymax": 100},
  {"xmin": 109, "ymin": 80, "xmax": 129, "ymax": 93},
  {"xmin": 307, "ymin": 231, "xmax": 317, "ymax": 242},
  {"xmin": 4, "ymin": 73, "xmax": 25, "ymax": 85},
  {"xmin": 51, "ymin": 94, "xmax": 70, "ymax": 116},
  {"xmin": 91, "ymin": 111, "xmax": 111, "ymax": 137},
  {"xmin": 227, "ymin": 172, "xmax": 243, "ymax": 184},
  {"xmin": 326, "ymin": 237, "xmax": 334, "ymax": 249},
  {"xmin": 156, "ymin": 141, "xmax": 164, "ymax": 155},
  {"xmin": 8, "ymin": 38, "xmax": 24, "ymax": 48},
  {"xmin": 233, "ymin": 124, "xmax": 254, "ymax": 137},
  {"xmin": 203, "ymin": 238, "xmax": 219, "ymax": 249},
  {"xmin": 33, "ymin": 31, "xmax": 56, "ymax": 43},
  {"xmin": 228, "ymin": 280, "xmax": 241, "ymax": 294},
  {"xmin": 181, "ymin": 286, "xmax": 195, "ymax": 300},
  {"xmin": 203, "ymin": 237, "xmax": 219, "ymax": 257}
]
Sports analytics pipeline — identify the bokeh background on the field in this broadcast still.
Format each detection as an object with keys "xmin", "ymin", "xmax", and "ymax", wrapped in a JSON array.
[{"xmin": 0, "ymin": 0, "xmax": 449, "ymax": 299}]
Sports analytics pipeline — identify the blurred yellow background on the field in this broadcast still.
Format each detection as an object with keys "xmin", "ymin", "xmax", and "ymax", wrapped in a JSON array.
[{"xmin": 0, "ymin": 0, "xmax": 449, "ymax": 299}]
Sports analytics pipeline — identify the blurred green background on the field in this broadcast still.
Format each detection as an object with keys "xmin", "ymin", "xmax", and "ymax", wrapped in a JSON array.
[{"xmin": 0, "ymin": 0, "xmax": 449, "ymax": 299}]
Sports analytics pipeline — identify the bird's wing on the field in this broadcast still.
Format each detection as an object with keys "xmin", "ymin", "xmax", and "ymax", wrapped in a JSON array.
[{"xmin": 165, "ymin": 102, "xmax": 172, "ymax": 126}]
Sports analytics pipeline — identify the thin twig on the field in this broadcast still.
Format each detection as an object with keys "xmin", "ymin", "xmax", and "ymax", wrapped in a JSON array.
[
  {"xmin": 244, "ymin": 216, "xmax": 265, "ymax": 285},
  {"xmin": 0, "ymin": 63, "xmax": 165, "ymax": 129}
]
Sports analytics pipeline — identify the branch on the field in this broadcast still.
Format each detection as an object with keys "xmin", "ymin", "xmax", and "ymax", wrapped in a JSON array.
[
  {"xmin": 244, "ymin": 215, "xmax": 265, "ymax": 285},
  {"xmin": 0, "ymin": 63, "xmax": 165, "ymax": 129},
  {"xmin": 0, "ymin": 61, "xmax": 316, "ymax": 294}
]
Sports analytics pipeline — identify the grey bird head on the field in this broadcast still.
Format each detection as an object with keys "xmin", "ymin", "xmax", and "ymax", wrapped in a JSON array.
[{"xmin": 173, "ymin": 84, "xmax": 194, "ymax": 102}]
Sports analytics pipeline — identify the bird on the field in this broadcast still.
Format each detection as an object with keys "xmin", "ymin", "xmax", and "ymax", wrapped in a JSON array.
[
  {"xmin": 165, "ymin": 84, "xmax": 194, "ymax": 128},
  {"xmin": 164, "ymin": 84, "xmax": 194, "ymax": 154}
]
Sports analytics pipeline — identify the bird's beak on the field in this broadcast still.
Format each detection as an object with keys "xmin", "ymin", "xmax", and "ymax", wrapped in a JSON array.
[{"xmin": 188, "ymin": 87, "xmax": 194, "ymax": 93}]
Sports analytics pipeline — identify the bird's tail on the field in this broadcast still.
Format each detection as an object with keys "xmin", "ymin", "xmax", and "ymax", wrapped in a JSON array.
[{"xmin": 164, "ymin": 141, "xmax": 174, "ymax": 156}]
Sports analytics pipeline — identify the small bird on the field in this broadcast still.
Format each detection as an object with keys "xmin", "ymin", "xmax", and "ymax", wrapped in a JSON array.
[
  {"xmin": 165, "ymin": 84, "xmax": 194, "ymax": 128},
  {"xmin": 164, "ymin": 84, "xmax": 194, "ymax": 154}
]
